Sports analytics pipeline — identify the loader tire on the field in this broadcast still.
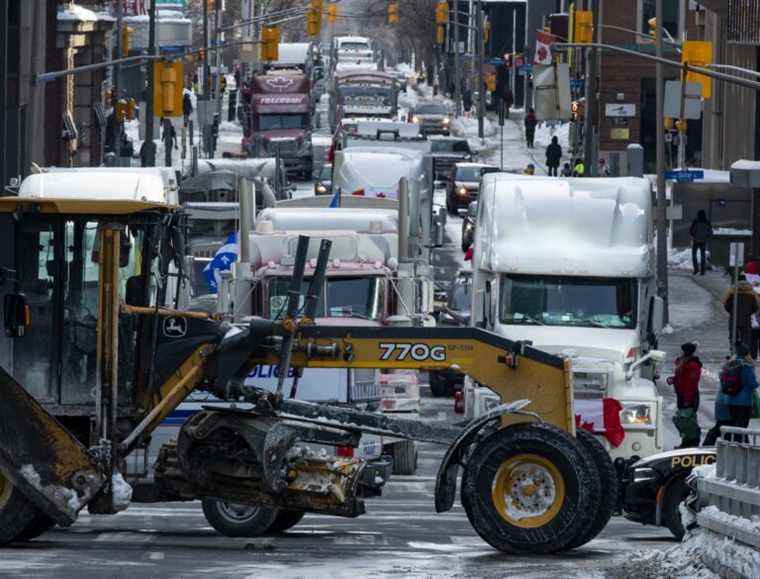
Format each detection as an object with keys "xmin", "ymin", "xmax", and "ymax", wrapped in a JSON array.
[
  {"xmin": 201, "ymin": 498, "xmax": 278, "ymax": 538},
  {"xmin": 16, "ymin": 512, "xmax": 55, "ymax": 541},
  {"xmin": 564, "ymin": 429, "xmax": 617, "ymax": 549},
  {"xmin": 392, "ymin": 440, "xmax": 418, "ymax": 475},
  {"xmin": 460, "ymin": 422, "xmax": 598, "ymax": 554},
  {"xmin": 268, "ymin": 510, "xmax": 305, "ymax": 533},
  {"xmin": 0, "ymin": 474, "xmax": 41, "ymax": 545}
]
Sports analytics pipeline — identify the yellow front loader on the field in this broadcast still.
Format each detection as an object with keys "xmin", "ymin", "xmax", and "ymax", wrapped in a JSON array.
[{"xmin": 0, "ymin": 203, "xmax": 616, "ymax": 553}]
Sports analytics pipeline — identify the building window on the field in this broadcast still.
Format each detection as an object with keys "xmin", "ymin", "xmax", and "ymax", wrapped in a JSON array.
[{"xmin": 638, "ymin": 0, "xmax": 679, "ymax": 41}]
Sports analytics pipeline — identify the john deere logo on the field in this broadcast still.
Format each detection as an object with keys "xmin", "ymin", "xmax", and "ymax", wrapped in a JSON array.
[
  {"xmin": 163, "ymin": 316, "xmax": 187, "ymax": 338},
  {"xmin": 265, "ymin": 77, "xmax": 295, "ymax": 90}
]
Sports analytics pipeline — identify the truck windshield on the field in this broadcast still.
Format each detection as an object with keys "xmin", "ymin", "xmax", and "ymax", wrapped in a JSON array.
[
  {"xmin": 499, "ymin": 275, "xmax": 637, "ymax": 329},
  {"xmin": 267, "ymin": 275, "xmax": 385, "ymax": 320},
  {"xmin": 339, "ymin": 42, "xmax": 371, "ymax": 51},
  {"xmin": 259, "ymin": 114, "xmax": 305, "ymax": 130},
  {"xmin": 456, "ymin": 166, "xmax": 498, "ymax": 181},
  {"xmin": 415, "ymin": 104, "xmax": 448, "ymax": 115},
  {"xmin": 431, "ymin": 140, "xmax": 471, "ymax": 155}
]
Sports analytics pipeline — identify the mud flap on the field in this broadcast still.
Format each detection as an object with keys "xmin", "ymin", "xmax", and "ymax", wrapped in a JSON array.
[
  {"xmin": 434, "ymin": 400, "xmax": 533, "ymax": 513},
  {"xmin": 0, "ymin": 366, "xmax": 105, "ymax": 526}
]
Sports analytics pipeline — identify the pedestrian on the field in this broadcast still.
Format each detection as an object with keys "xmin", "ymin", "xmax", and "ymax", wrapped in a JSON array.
[
  {"xmin": 572, "ymin": 158, "xmax": 585, "ymax": 177},
  {"xmin": 183, "ymin": 90, "xmax": 193, "ymax": 127},
  {"xmin": 689, "ymin": 209, "xmax": 712, "ymax": 275},
  {"xmin": 220, "ymin": 75, "xmax": 227, "ymax": 95},
  {"xmin": 545, "ymin": 136, "xmax": 562, "ymax": 177},
  {"xmin": 667, "ymin": 342, "xmax": 702, "ymax": 448},
  {"xmin": 503, "ymin": 88, "xmax": 514, "ymax": 119},
  {"xmin": 192, "ymin": 72, "xmax": 199, "ymax": 94},
  {"xmin": 704, "ymin": 343, "xmax": 759, "ymax": 444},
  {"xmin": 462, "ymin": 86, "xmax": 473, "ymax": 113},
  {"xmin": 722, "ymin": 273, "xmax": 760, "ymax": 352},
  {"xmin": 161, "ymin": 117, "xmax": 178, "ymax": 168},
  {"xmin": 561, "ymin": 162, "xmax": 572, "ymax": 177},
  {"xmin": 752, "ymin": 311, "xmax": 760, "ymax": 360},
  {"xmin": 524, "ymin": 108, "xmax": 537, "ymax": 148},
  {"xmin": 523, "ymin": 163, "xmax": 535, "ymax": 176},
  {"xmin": 598, "ymin": 157, "xmax": 611, "ymax": 176}
]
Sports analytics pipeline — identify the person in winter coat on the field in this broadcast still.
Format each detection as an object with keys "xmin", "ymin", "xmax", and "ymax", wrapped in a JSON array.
[
  {"xmin": 524, "ymin": 108, "xmax": 537, "ymax": 148},
  {"xmin": 561, "ymin": 162, "xmax": 572, "ymax": 177},
  {"xmin": 572, "ymin": 158, "xmax": 585, "ymax": 177},
  {"xmin": 183, "ymin": 90, "xmax": 193, "ymax": 126},
  {"xmin": 598, "ymin": 158, "xmax": 611, "ymax": 176},
  {"xmin": 463, "ymin": 87, "xmax": 473, "ymax": 113},
  {"xmin": 503, "ymin": 88, "xmax": 514, "ymax": 119},
  {"xmin": 722, "ymin": 273, "xmax": 760, "ymax": 351},
  {"xmin": 689, "ymin": 210, "xmax": 712, "ymax": 275},
  {"xmin": 667, "ymin": 342, "xmax": 702, "ymax": 448},
  {"xmin": 704, "ymin": 343, "xmax": 759, "ymax": 444},
  {"xmin": 545, "ymin": 136, "xmax": 562, "ymax": 176}
]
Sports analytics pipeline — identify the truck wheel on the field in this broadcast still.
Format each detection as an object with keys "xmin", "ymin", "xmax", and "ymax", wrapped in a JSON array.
[
  {"xmin": 268, "ymin": 510, "xmax": 305, "ymax": 533},
  {"xmin": 662, "ymin": 477, "xmax": 690, "ymax": 540},
  {"xmin": 564, "ymin": 429, "xmax": 618, "ymax": 549},
  {"xmin": 0, "ymin": 474, "xmax": 42, "ymax": 545},
  {"xmin": 201, "ymin": 498, "xmax": 279, "ymax": 537},
  {"xmin": 392, "ymin": 440, "xmax": 418, "ymax": 475},
  {"xmin": 461, "ymin": 422, "xmax": 598, "ymax": 554}
]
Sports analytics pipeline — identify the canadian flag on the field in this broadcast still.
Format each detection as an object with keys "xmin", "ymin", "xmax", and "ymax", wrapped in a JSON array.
[
  {"xmin": 534, "ymin": 31, "xmax": 555, "ymax": 66},
  {"xmin": 574, "ymin": 398, "xmax": 625, "ymax": 447}
]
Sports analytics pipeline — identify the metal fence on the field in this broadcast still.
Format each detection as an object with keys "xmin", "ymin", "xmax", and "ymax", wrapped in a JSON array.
[
  {"xmin": 728, "ymin": 0, "xmax": 760, "ymax": 45},
  {"xmin": 696, "ymin": 427, "xmax": 760, "ymax": 550}
]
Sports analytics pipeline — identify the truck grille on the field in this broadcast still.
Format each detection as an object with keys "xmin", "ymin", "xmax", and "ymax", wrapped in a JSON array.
[
  {"xmin": 350, "ymin": 369, "xmax": 381, "ymax": 403},
  {"xmin": 268, "ymin": 140, "xmax": 298, "ymax": 156},
  {"xmin": 572, "ymin": 370, "xmax": 609, "ymax": 399}
]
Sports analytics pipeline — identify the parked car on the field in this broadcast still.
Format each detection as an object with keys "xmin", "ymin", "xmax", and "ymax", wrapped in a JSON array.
[
  {"xmin": 410, "ymin": 102, "xmax": 451, "ymax": 135},
  {"xmin": 446, "ymin": 162, "xmax": 498, "ymax": 215},
  {"xmin": 461, "ymin": 201, "xmax": 477, "ymax": 252},
  {"xmin": 429, "ymin": 271, "xmax": 472, "ymax": 397},
  {"xmin": 314, "ymin": 163, "xmax": 332, "ymax": 195}
]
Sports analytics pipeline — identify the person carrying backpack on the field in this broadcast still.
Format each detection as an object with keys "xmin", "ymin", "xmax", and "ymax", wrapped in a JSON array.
[
  {"xmin": 667, "ymin": 342, "xmax": 702, "ymax": 448},
  {"xmin": 703, "ymin": 342, "xmax": 759, "ymax": 445}
]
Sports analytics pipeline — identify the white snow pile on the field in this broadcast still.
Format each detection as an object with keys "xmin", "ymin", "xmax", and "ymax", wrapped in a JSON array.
[
  {"xmin": 624, "ymin": 531, "xmax": 719, "ymax": 578},
  {"xmin": 534, "ymin": 121, "xmax": 570, "ymax": 152},
  {"xmin": 451, "ymin": 115, "xmax": 496, "ymax": 140},
  {"xmin": 669, "ymin": 247, "xmax": 713, "ymax": 271},
  {"xmin": 19, "ymin": 464, "xmax": 84, "ymax": 517},
  {"xmin": 58, "ymin": 3, "xmax": 99, "ymax": 22},
  {"xmin": 110, "ymin": 472, "xmax": 133, "ymax": 512}
]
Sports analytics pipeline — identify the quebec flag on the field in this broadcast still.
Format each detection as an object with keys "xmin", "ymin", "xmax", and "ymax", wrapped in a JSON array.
[{"xmin": 203, "ymin": 232, "xmax": 238, "ymax": 292}]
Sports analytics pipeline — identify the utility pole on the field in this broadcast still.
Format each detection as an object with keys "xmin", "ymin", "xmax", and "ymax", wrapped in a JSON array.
[
  {"xmin": 476, "ymin": 0, "xmax": 485, "ymax": 140},
  {"xmin": 203, "ymin": 0, "xmax": 210, "ymax": 96},
  {"xmin": 511, "ymin": 9, "xmax": 517, "ymax": 105},
  {"xmin": 677, "ymin": 0, "xmax": 687, "ymax": 169},
  {"xmin": 114, "ymin": 0, "xmax": 123, "ymax": 103},
  {"xmin": 453, "ymin": 0, "xmax": 462, "ymax": 116},
  {"xmin": 655, "ymin": 0, "xmax": 669, "ymax": 318},
  {"xmin": 583, "ymin": 0, "xmax": 597, "ymax": 175},
  {"xmin": 215, "ymin": 0, "xmax": 222, "ymax": 117},
  {"xmin": 143, "ymin": 0, "xmax": 157, "ymax": 167}
]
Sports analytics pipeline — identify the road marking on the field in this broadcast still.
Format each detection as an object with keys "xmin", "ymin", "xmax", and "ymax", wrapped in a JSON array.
[
  {"xmin": 95, "ymin": 532, "xmax": 155, "ymax": 543},
  {"xmin": 147, "ymin": 552, "xmax": 165, "ymax": 560}
]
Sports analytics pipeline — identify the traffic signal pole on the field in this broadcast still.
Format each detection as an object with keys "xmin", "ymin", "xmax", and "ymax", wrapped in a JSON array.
[
  {"xmin": 655, "ymin": 0, "xmax": 668, "ymax": 318},
  {"xmin": 476, "ymin": 0, "xmax": 485, "ymax": 140},
  {"xmin": 144, "ymin": 1, "xmax": 157, "ymax": 167},
  {"xmin": 582, "ymin": 0, "xmax": 597, "ymax": 176},
  {"xmin": 453, "ymin": 0, "xmax": 462, "ymax": 116}
]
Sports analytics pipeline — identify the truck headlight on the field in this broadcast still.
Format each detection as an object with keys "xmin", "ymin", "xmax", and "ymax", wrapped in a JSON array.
[
  {"xmin": 442, "ymin": 117, "xmax": 450, "ymax": 124},
  {"xmin": 457, "ymin": 187, "xmax": 468, "ymax": 198},
  {"xmin": 316, "ymin": 184, "xmax": 327, "ymax": 194},
  {"xmin": 620, "ymin": 404, "xmax": 652, "ymax": 426},
  {"xmin": 412, "ymin": 115, "xmax": 420, "ymax": 123}
]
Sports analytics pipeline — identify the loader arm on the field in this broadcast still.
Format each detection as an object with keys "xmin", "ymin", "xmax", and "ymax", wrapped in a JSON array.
[{"xmin": 234, "ymin": 322, "xmax": 575, "ymax": 434}]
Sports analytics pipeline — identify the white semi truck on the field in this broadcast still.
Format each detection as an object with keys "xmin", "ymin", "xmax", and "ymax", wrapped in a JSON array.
[{"xmin": 465, "ymin": 174, "xmax": 666, "ymax": 461}]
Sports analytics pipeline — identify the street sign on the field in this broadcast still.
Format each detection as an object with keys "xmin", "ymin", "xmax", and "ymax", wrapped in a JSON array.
[
  {"xmin": 605, "ymin": 103, "xmax": 636, "ymax": 118},
  {"xmin": 664, "ymin": 169, "xmax": 705, "ymax": 182},
  {"xmin": 664, "ymin": 81, "xmax": 702, "ymax": 119},
  {"xmin": 730, "ymin": 242, "xmax": 745, "ymax": 267}
]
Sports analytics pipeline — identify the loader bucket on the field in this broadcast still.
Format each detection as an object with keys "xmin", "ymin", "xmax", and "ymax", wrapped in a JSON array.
[{"xmin": 0, "ymin": 366, "xmax": 105, "ymax": 526}]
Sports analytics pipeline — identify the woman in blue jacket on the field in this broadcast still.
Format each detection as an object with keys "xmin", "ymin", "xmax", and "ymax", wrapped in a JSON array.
[{"xmin": 704, "ymin": 343, "xmax": 758, "ymax": 445}]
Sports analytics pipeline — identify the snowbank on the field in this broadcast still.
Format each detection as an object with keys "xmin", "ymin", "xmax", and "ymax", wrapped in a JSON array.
[
  {"xmin": 451, "ymin": 116, "xmax": 496, "ymax": 140},
  {"xmin": 534, "ymin": 122, "xmax": 570, "ymax": 153},
  {"xmin": 669, "ymin": 247, "xmax": 713, "ymax": 271},
  {"xmin": 624, "ymin": 531, "xmax": 719, "ymax": 578},
  {"xmin": 58, "ymin": 4, "xmax": 99, "ymax": 22}
]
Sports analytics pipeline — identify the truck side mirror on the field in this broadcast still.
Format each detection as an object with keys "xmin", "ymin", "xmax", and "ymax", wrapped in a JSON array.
[
  {"xmin": 4, "ymin": 293, "xmax": 29, "ymax": 338},
  {"xmin": 651, "ymin": 296, "xmax": 665, "ymax": 336},
  {"xmin": 467, "ymin": 201, "xmax": 478, "ymax": 220},
  {"xmin": 434, "ymin": 207, "xmax": 446, "ymax": 248}
]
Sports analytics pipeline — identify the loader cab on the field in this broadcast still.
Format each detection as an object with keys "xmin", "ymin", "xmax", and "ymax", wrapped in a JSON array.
[{"xmin": 0, "ymin": 197, "xmax": 184, "ymax": 417}]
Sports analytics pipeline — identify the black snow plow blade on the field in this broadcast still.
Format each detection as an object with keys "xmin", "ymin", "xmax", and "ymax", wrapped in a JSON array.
[{"xmin": 0, "ymin": 366, "xmax": 105, "ymax": 526}]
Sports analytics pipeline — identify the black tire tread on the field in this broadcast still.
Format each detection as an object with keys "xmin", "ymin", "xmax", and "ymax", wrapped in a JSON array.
[
  {"xmin": 268, "ymin": 510, "xmax": 305, "ymax": 533},
  {"xmin": 392, "ymin": 440, "xmax": 418, "ymax": 475},
  {"xmin": 201, "ymin": 498, "xmax": 279, "ymax": 538},
  {"xmin": 0, "ymin": 482, "xmax": 43, "ymax": 545},
  {"xmin": 565, "ymin": 429, "xmax": 618, "ymax": 549}
]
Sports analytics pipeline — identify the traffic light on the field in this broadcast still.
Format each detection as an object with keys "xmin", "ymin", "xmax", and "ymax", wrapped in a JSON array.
[
  {"xmin": 307, "ymin": 0, "xmax": 323, "ymax": 37},
  {"xmin": 120, "ymin": 25, "xmax": 133, "ymax": 57},
  {"xmin": 261, "ymin": 26, "xmax": 280, "ymax": 61},
  {"xmin": 388, "ymin": 2, "xmax": 399, "ymax": 25},
  {"xmin": 435, "ymin": 1, "xmax": 448, "ymax": 24},
  {"xmin": 683, "ymin": 40, "xmax": 713, "ymax": 99},
  {"xmin": 573, "ymin": 10, "xmax": 593, "ymax": 44},
  {"xmin": 153, "ymin": 60, "xmax": 184, "ymax": 118},
  {"xmin": 328, "ymin": 3, "xmax": 338, "ymax": 24}
]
